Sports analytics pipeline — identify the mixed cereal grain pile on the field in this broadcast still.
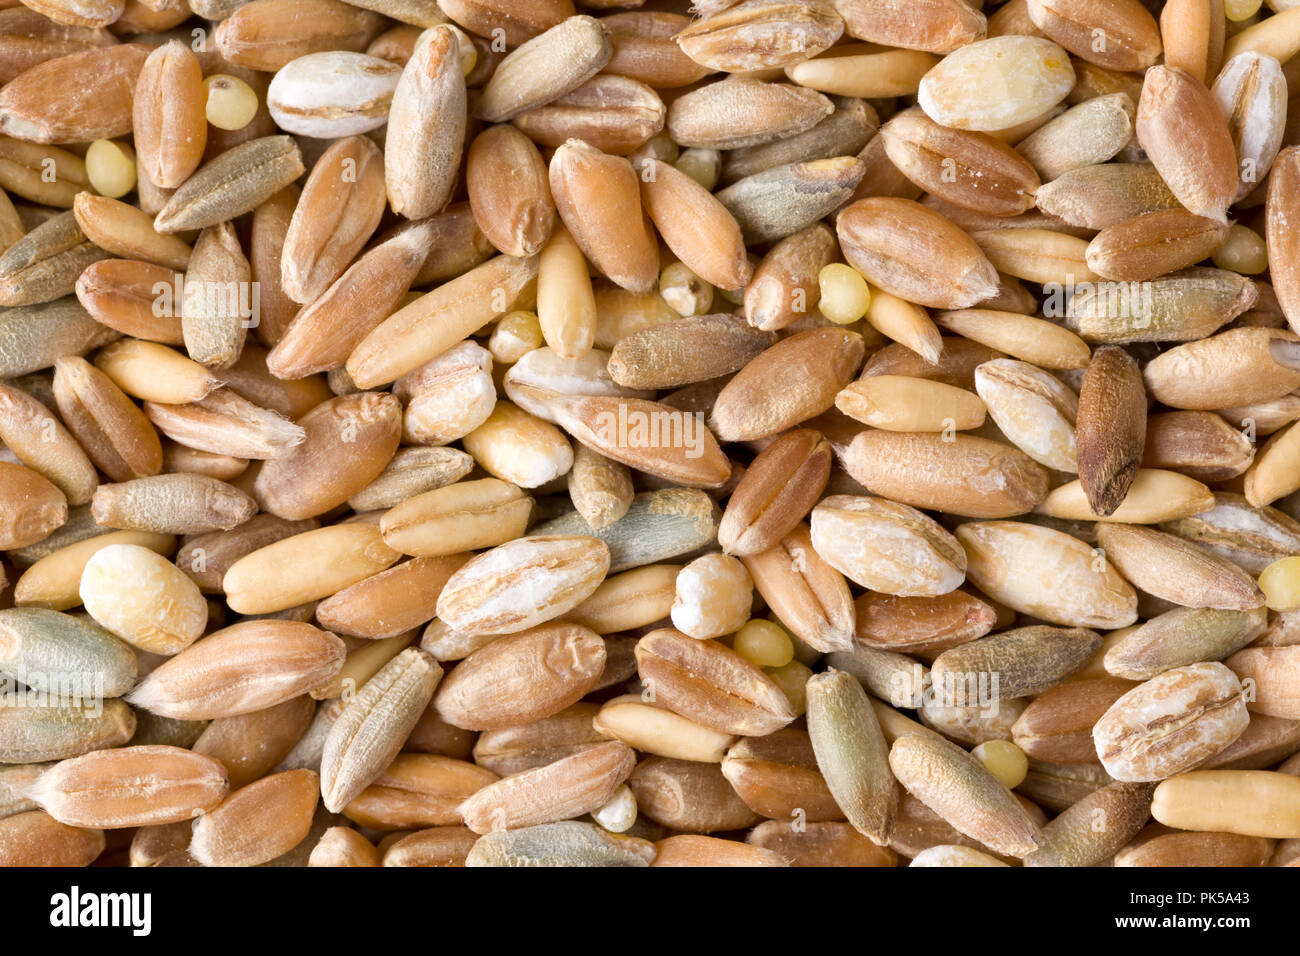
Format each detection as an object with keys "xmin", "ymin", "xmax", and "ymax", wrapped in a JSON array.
[{"xmin": 0, "ymin": 0, "xmax": 1299, "ymax": 868}]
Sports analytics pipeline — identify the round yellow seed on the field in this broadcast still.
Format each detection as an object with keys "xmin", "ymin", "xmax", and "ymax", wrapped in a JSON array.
[
  {"xmin": 675, "ymin": 148, "xmax": 721, "ymax": 191},
  {"xmin": 489, "ymin": 310, "xmax": 543, "ymax": 364},
  {"xmin": 659, "ymin": 261, "xmax": 714, "ymax": 316},
  {"xmin": 1224, "ymin": 0, "xmax": 1262, "ymax": 21},
  {"xmin": 85, "ymin": 140, "xmax": 137, "ymax": 199},
  {"xmin": 972, "ymin": 739, "xmax": 1028, "ymax": 789},
  {"xmin": 1259, "ymin": 556, "xmax": 1300, "ymax": 611},
  {"xmin": 204, "ymin": 74, "xmax": 259, "ymax": 131},
  {"xmin": 1213, "ymin": 224, "xmax": 1268, "ymax": 275},
  {"xmin": 765, "ymin": 659, "xmax": 812, "ymax": 716},
  {"xmin": 734, "ymin": 619, "xmax": 795, "ymax": 668},
  {"xmin": 818, "ymin": 263, "xmax": 872, "ymax": 324}
]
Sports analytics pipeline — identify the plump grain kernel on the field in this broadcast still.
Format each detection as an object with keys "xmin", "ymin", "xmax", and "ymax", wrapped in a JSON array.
[
  {"xmin": 635, "ymin": 627, "xmax": 796, "ymax": 737},
  {"xmin": 733, "ymin": 619, "xmax": 794, "ymax": 669},
  {"xmin": 1152, "ymin": 770, "xmax": 1300, "ymax": 839},
  {"xmin": 817, "ymin": 263, "xmax": 871, "ymax": 324},
  {"xmin": 1044, "ymin": 457, "xmax": 1218, "ymax": 518},
  {"xmin": 547, "ymin": 394, "xmax": 731, "ymax": 490},
  {"xmin": 308, "ymin": 827, "xmax": 381, "ymax": 868},
  {"xmin": 1214, "ymin": 224, "xmax": 1269, "ymax": 274},
  {"xmin": 31, "ymin": 745, "xmax": 229, "ymax": 829},
  {"xmin": 13, "ymin": 528, "xmax": 174, "ymax": 610},
  {"xmin": 379, "ymin": 827, "xmax": 476, "ymax": 867},
  {"xmin": 549, "ymin": 138, "xmax": 658, "ymax": 295},
  {"xmin": 1026, "ymin": 0, "xmax": 1161, "ymax": 72},
  {"xmin": 127, "ymin": 621, "xmax": 346, "ymax": 720},
  {"xmin": 655, "ymin": 262, "xmax": 713, "ymax": 318},
  {"xmin": 280, "ymin": 135, "xmax": 387, "ymax": 307},
  {"xmin": 811, "ymin": 495, "xmax": 965, "ymax": 597},
  {"xmin": 971, "ymin": 740, "xmax": 1028, "ymax": 789},
  {"xmin": 79, "ymin": 543, "xmax": 207, "ymax": 655},
  {"xmin": 1260, "ymin": 557, "xmax": 1300, "ymax": 612},
  {"xmin": 253, "ymin": 392, "xmax": 401, "ymax": 520},
  {"xmin": 460, "ymin": 740, "xmax": 634, "ymax": 834},
  {"xmin": 843, "ymin": 432, "xmax": 1049, "ymax": 520},
  {"xmin": 1096, "ymin": 523, "xmax": 1264, "ymax": 612},
  {"xmin": 592, "ymin": 695, "xmax": 734, "ymax": 764},
  {"xmin": 0, "ymin": 607, "xmax": 138, "ymax": 698},
  {"xmin": 629, "ymin": 756, "xmax": 760, "ymax": 833},
  {"xmin": 1093, "ymin": 663, "xmax": 1249, "ymax": 782},
  {"xmin": 918, "ymin": 36, "xmax": 1075, "ymax": 132},
  {"xmin": 1136, "ymin": 66, "xmax": 1238, "ymax": 223},
  {"xmin": 392, "ymin": 341, "xmax": 496, "ymax": 446},
  {"xmin": 0, "ymin": 811, "xmax": 105, "ymax": 868},
  {"xmin": 222, "ymin": 523, "xmax": 401, "ymax": 616},
  {"xmin": 720, "ymin": 728, "xmax": 839, "ymax": 823},
  {"xmin": 204, "ymin": 75, "xmax": 259, "ymax": 131},
  {"xmin": 191, "ymin": 769, "xmax": 320, "ymax": 867},
  {"xmin": 436, "ymin": 535, "xmax": 608, "ymax": 636},
  {"xmin": 837, "ymin": 198, "xmax": 998, "ymax": 310},
  {"xmin": 740, "ymin": 523, "xmax": 856, "ymax": 653},
  {"xmin": 533, "ymin": 227, "xmax": 595, "ymax": 357},
  {"xmin": 434, "ymin": 623, "xmax": 605, "ymax": 731},
  {"xmin": 380, "ymin": 478, "xmax": 530, "ymax": 558},
  {"xmin": 85, "ymin": 140, "xmax": 137, "ymax": 199},
  {"xmin": 669, "ymin": 553, "xmax": 752, "ymax": 640},
  {"xmin": 562, "ymin": 566, "xmax": 674, "ymax": 637},
  {"xmin": 337, "ymin": 752, "xmax": 495, "ymax": 829},
  {"xmin": 639, "ymin": 159, "xmax": 750, "ymax": 292},
  {"xmin": 463, "ymin": 400, "xmax": 576, "ymax": 489},
  {"xmin": 134, "ymin": 40, "xmax": 205, "ymax": 192},
  {"xmin": 744, "ymin": 223, "xmax": 836, "ymax": 331},
  {"xmin": 1103, "ymin": 608, "xmax": 1266, "ymax": 682},
  {"xmin": 957, "ymin": 521, "xmax": 1136, "ymax": 629},
  {"xmin": 0, "ymin": 462, "xmax": 67, "ymax": 551},
  {"xmin": 711, "ymin": 328, "xmax": 865, "ymax": 442},
  {"xmin": 718, "ymin": 428, "xmax": 830, "ymax": 557},
  {"xmin": 836, "ymin": 375, "xmax": 986, "ymax": 432},
  {"xmin": 888, "ymin": 733, "xmax": 1044, "ymax": 858},
  {"xmin": 0, "ymin": 43, "xmax": 148, "ymax": 145},
  {"xmin": 852, "ymin": 591, "xmax": 996, "ymax": 656},
  {"xmin": 489, "ymin": 311, "xmax": 544, "ymax": 364}
]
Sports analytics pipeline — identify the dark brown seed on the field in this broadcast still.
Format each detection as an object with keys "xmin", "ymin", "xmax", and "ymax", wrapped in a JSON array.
[{"xmin": 1076, "ymin": 345, "xmax": 1146, "ymax": 517}]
